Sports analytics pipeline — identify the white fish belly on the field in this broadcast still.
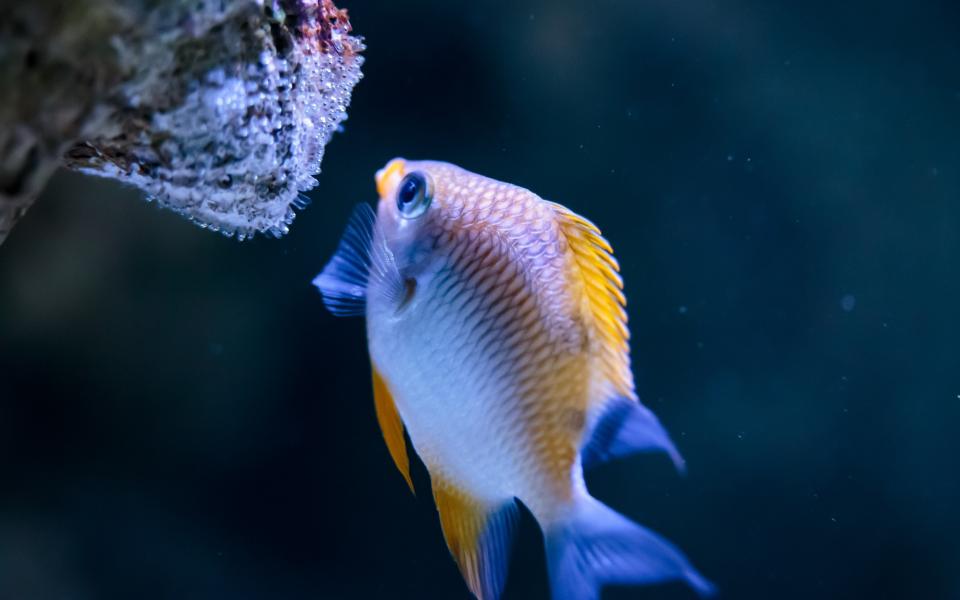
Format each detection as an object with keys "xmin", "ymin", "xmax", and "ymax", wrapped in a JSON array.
[
  {"xmin": 367, "ymin": 257, "xmax": 562, "ymax": 504},
  {"xmin": 368, "ymin": 301, "xmax": 524, "ymax": 501}
]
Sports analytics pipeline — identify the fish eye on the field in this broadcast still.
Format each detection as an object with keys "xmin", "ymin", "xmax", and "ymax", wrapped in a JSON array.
[{"xmin": 396, "ymin": 171, "xmax": 433, "ymax": 219}]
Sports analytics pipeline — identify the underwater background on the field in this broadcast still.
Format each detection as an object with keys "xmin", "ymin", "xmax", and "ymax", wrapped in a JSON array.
[{"xmin": 1, "ymin": 0, "xmax": 958, "ymax": 598}]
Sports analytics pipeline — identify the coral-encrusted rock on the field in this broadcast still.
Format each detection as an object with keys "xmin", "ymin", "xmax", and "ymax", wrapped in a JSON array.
[{"xmin": 0, "ymin": 0, "xmax": 364, "ymax": 244}]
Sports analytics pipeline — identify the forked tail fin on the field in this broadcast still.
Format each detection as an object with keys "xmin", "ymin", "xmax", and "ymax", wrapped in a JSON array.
[{"xmin": 545, "ymin": 494, "xmax": 715, "ymax": 600}]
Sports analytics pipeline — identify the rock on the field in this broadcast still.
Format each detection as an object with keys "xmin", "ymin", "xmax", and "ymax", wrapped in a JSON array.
[{"xmin": 0, "ymin": 0, "xmax": 364, "ymax": 244}]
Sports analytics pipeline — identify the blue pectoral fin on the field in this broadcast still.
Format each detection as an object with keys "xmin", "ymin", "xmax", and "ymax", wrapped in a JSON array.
[
  {"xmin": 582, "ymin": 397, "xmax": 686, "ymax": 473},
  {"xmin": 545, "ymin": 495, "xmax": 715, "ymax": 600},
  {"xmin": 313, "ymin": 203, "xmax": 403, "ymax": 317},
  {"xmin": 313, "ymin": 204, "xmax": 377, "ymax": 316}
]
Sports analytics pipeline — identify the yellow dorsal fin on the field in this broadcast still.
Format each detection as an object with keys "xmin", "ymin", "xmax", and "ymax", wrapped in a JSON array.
[
  {"xmin": 550, "ymin": 202, "xmax": 635, "ymax": 402},
  {"xmin": 432, "ymin": 480, "xmax": 518, "ymax": 600},
  {"xmin": 371, "ymin": 365, "xmax": 414, "ymax": 494}
]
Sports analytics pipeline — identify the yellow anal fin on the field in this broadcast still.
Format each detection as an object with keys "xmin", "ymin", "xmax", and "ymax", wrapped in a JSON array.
[
  {"xmin": 433, "ymin": 480, "xmax": 519, "ymax": 600},
  {"xmin": 371, "ymin": 365, "xmax": 414, "ymax": 494},
  {"xmin": 550, "ymin": 201, "xmax": 634, "ymax": 402}
]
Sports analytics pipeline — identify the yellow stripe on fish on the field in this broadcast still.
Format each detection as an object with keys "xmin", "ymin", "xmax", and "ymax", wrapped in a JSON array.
[{"xmin": 314, "ymin": 158, "xmax": 713, "ymax": 600}]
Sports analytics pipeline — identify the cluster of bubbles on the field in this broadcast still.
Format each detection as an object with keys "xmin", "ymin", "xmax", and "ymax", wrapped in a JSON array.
[{"xmin": 72, "ymin": 0, "xmax": 364, "ymax": 240}]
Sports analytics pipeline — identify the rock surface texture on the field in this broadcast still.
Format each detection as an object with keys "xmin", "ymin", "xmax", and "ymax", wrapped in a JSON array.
[{"xmin": 0, "ymin": 0, "xmax": 364, "ymax": 244}]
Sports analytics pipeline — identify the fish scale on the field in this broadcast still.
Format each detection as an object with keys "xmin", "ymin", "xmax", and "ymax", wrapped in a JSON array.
[{"xmin": 381, "ymin": 225, "xmax": 557, "ymax": 501}]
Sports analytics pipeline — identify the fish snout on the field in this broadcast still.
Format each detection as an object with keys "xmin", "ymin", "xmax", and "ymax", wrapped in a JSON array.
[{"xmin": 376, "ymin": 158, "xmax": 407, "ymax": 198}]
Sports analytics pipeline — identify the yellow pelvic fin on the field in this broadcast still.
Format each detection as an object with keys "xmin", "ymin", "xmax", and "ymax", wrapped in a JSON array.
[
  {"xmin": 371, "ymin": 365, "xmax": 414, "ymax": 494},
  {"xmin": 433, "ymin": 480, "xmax": 519, "ymax": 600},
  {"xmin": 550, "ymin": 202, "xmax": 634, "ymax": 401}
]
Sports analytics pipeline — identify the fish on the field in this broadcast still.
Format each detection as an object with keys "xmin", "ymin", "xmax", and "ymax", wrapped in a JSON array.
[{"xmin": 314, "ymin": 158, "xmax": 714, "ymax": 600}]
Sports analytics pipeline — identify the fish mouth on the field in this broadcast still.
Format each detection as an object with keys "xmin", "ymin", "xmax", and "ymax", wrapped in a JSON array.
[{"xmin": 376, "ymin": 158, "xmax": 406, "ymax": 198}]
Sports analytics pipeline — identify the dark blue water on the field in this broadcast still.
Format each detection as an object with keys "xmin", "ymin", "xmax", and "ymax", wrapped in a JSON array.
[{"xmin": 1, "ymin": 1, "xmax": 958, "ymax": 598}]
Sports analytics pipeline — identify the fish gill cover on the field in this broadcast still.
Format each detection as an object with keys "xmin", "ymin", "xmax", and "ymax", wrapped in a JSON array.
[{"xmin": 0, "ymin": 0, "xmax": 365, "ymax": 242}]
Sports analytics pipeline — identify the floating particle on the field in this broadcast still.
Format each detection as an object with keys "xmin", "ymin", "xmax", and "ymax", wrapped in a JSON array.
[{"xmin": 841, "ymin": 294, "xmax": 856, "ymax": 312}]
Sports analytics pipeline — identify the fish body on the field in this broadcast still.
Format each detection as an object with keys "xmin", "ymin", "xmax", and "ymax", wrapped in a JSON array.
[{"xmin": 315, "ymin": 158, "xmax": 712, "ymax": 600}]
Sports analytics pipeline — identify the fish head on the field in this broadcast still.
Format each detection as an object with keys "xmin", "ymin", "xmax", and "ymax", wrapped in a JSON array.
[{"xmin": 372, "ymin": 157, "xmax": 467, "ymax": 287}]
